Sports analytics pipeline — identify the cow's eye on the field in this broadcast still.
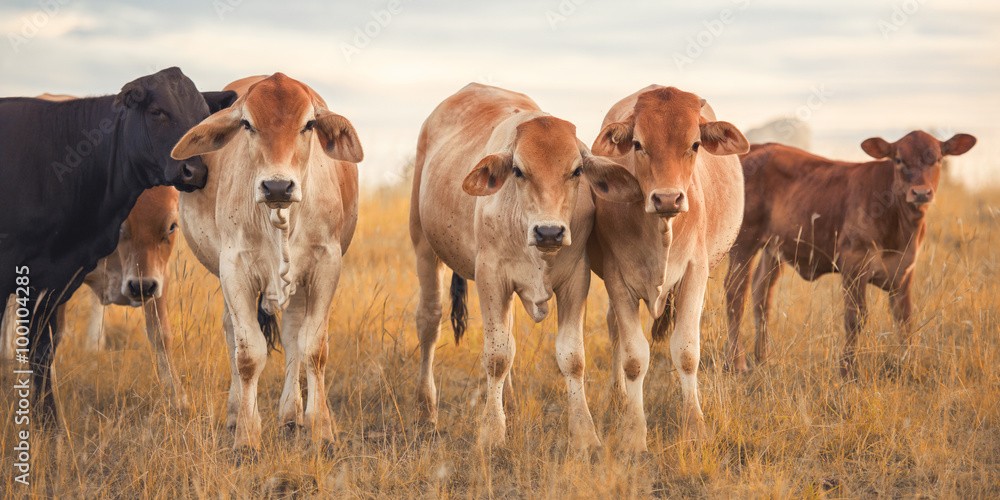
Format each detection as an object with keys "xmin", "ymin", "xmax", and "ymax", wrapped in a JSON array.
[
  {"xmin": 512, "ymin": 167, "xmax": 524, "ymax": 178},
  {"xmin": 633, "ymin": 141, "xmax": 643, "ymax": 152},
  {"xmin": 149, "ymin": 107, "xmax": 164, "ymax": 117},
  {"xmin": 168, "ymin": 222, "xmax": 178, "ymax": 235},
  {"xmin": 692, "ymin": 141, "xmax": 701, "ymax": 152},
  {"xmin": 240, "ymin": 119, "xmax": 254, "ymax": 132},
  {"xmin": 303, "ymin": 120, "xmax": 316, "ymax": 133},
  {"xmin": 894, "ymin": 157, "xmax": 902, "ymax": 165},
  {"xmin": 572, "ymin": 167, "xmax": 583, "ymax": 178}
]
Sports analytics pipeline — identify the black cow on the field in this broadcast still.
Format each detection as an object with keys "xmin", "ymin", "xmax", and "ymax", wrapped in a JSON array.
[{"xmin": 0, "ymin": 67, "xmax": 237, "ymax": 425}]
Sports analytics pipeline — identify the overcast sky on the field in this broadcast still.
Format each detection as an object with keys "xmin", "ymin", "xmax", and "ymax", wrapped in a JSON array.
[{"xmin": 2, "ymin": 0, "xmax": 997, "ymax": 186}]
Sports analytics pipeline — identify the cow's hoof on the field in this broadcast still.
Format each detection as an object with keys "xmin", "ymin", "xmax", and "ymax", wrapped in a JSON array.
[
  {"xmin": 477, "ymin": 422, "xmax": 508, "ymax": 450},
  {"xmin": 232, "ymin": 446, "xmax": 260, "ymax": 465},
  {"xmin": 281, "ymin": 422, "xmax": 303, "ymax": 439}
]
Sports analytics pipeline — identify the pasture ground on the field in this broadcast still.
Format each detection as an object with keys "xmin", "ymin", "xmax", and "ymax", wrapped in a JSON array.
[{"xmin": 2, "ymin": 182, "xmax": 999, "ymax": 498}]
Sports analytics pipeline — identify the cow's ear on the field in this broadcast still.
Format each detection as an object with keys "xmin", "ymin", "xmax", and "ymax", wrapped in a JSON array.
[
  {"xmin": 941, "ymin": 133, "xmax": 977, "ymax": 156},
  {"xmin": 582, "ymin": 155, "xmax": 643, "ymax": 203},
  {"xmin": 700, "ymin": 121, "xmax": 750, "ymax": 156},
  {"xmin": 114, "ymin": 81, "xmax": 148, "ymax": 109},
  {"xmin": 462, "ymin": 153, "xmax": 513, "ymax": 196},
  {"xmin": 861, "ymin": 137, "xmax": 893, "ymax": 159},
  {"xmin": 592, "ymin": 117, "xmax": 634, "ymax": 157},
  {"xmin": 316, "ymin": 111, "xmax": 364, "ymax": 163},
  {"xmin": 202, "ymin": 91, "xmax": 238, "ymax": 114},
  {"xmin": 170, "ymin": 108, "xmax": 240, "ymax": 159}
]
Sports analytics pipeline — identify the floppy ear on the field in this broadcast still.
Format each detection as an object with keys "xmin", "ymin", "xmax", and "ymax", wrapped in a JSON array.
[
  {"xmin": 700, "ymin": 121, "xmax": 749, "ymax": 155},
  {"xmin": 114, "ymin": 81, "xmax": 148, "ymax": 109},
  {"xmin": 940, "ymin": 133, "xmax": 976, "ymax": 156},
  {"xmin": 202, "ymin": 90, "xmax": 238, "ymax": 114},
  {"xmin": 582, "ymin": 155, "xmax": 643, "ymax": 203},
  {"xmin": 170, "ymin": 107, "xmax": 241, "ymax": 159},
  {"xmin": 591, "ymin": 115, "xmax": 634, "ymax": 157},
  {"xmin": 462, "ymin": 152, "xmax": 513, "ymax": 196},
  {"xmin": 861, "ymin": 137, "xmax": 893, "ymax": 159},
  {"xmin": 315, "ymin": 111, "xmax": 364, "ymax": 163}
]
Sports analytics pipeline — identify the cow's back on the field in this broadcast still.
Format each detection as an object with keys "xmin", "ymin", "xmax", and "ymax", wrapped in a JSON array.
[{"xmin": 412, "ymin": 84, "xmax": 542, "ymax": 279}]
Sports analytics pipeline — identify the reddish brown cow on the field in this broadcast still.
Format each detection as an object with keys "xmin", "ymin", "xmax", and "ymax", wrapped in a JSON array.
[{"xmin": 725, "ymin": 131, "xmax": 977, "ymax": 376}]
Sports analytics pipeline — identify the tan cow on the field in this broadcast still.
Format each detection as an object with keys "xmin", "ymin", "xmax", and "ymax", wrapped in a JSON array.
[
  {"xmin": 411, "ymin": 83, "xmax": 641, "ymax": 451},
  {"xmin": 725, "ymin": 132, "xmax": 976, "ymax": 376},
  {"xmin": 171, "ymin": 73, "xmax": 361, "ymax": 455},
  {"xmin": 589, "ymin": 85, "xmax": 749, "ymax": 452}
]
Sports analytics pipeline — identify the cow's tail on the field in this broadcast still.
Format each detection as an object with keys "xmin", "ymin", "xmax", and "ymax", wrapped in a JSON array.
[
  {"xmin": 450, "ymin": 273, "xmax": 468, "ymax": 345},
  {"xmin": 651, "ymin": 292, "xmax": 675, "ymax": 343},
  {"xmin": 257, "ymin": 294, "xmax": 280, "ymax": 352}
]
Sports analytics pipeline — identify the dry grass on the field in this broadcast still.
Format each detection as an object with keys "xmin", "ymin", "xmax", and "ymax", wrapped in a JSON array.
[{"xmin": 2, "ymin": 182, "xmax": 999, "ymax": 499}]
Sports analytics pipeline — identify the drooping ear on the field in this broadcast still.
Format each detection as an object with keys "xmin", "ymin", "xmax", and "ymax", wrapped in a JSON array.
[
  {"xmin": 170, "ymin": 107, "xmax": 241, "ymax": 159},
  {"xmin": 861, "ymin": 137, "xmax": 893, "ymax": 159},
  {"xmin": 462, "ymin": 152, "xmax": 513, "ymax": 196},
  {"xmin": 114, "ymin": 81, "xmax": 148, "ymax": 109},
  {"xmin": 591, "ymin": 115, "xmax": 634, "ymax": 157},
  {"xmin": 315, "ymin": 110, "xmax": 364, "ymax": 163},
  {"xmin": 940, "ymin": 133, "xmax": 977, "ymax": 156},
  {"xmin": 582, "ymin": 154, "xmax": 643, "ymax": 203},
  {"xmin": 700, "ymin": 120, "xmax": 750, "ymax": 155},
  {"xmin": 202, "ymin": 90, "xmax": 238, "ymax": 114}
]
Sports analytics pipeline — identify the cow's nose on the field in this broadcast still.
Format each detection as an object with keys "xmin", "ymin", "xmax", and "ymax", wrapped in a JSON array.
[
  {"xmin": 178, "ymin": 161, "xmax": 207, "ymax": 190},
  {"xmin": 648, "ymin": 189, "xmax": 687, "ymax": 216},
  {"xmin": 533, "ymin": 225, "xmax": 566, "ymax": 247},
  {"xmin": 261, "ymin": 180, "xmax": 295, "ymax": 203},
  {"xmin": 127, "ymin": 279, "xmax": 158, "ymax": 300},
  {"xmin": 909, "ymin": 187, "xmax": 933, "ymax": 204}
]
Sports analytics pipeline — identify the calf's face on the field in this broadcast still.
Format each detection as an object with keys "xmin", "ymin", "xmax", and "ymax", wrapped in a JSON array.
[
  {"xmin": 861, "ymin": 131, "xmax": 977, "ymax": 207},
  {"xmin": 117, "ymin": 186, "xmax": 180, "ymax": 305},
  {"xmin": 463, "ymin": 116, "xmax": 641, "ymax": 252},
  {"xmin": 592, "ymin": 87, "xmax": 748, "ymax": 219},
  {"xmin": 116, "ymin": 67, "xmax": 237, "ymax": 192},
  {"xmin": 170, "ymin": 73, "xmax": 363, "ymax": 210}
]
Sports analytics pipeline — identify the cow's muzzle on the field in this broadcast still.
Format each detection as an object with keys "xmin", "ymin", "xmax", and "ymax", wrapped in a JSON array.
[
  {"xmin": 646, "ymin": 188, "xmax": 688, "ymax": 218},
  {"xmin": 258, "ymin": 177, "xmax": 299, "ymax": 209},
  {"xmin": 907, "ymin": 187, "xmax": 934, "ymax": 206},
  {"xmin": 169, "ymin": 159, "xmax": 208, "ymax": 192},
  {"xmin": 529, "ymin": 223, "xmax": 570, "ymax": 253},
  {"xmin": 123, "ymin": 278, "xmax": 160, "ymax": 303}
]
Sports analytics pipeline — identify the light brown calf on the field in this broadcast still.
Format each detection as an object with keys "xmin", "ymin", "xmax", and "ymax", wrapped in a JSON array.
[
  {"xmin": 725, "ymin": 131, "xmax": 976, "ymax": 376},
  {"xmin": 411, "ymin": 83, "xmax": 640, "ymax": 451},
  {"xmin": 589, "ymin": 85, "xmax": 748, "ymax": 452}
]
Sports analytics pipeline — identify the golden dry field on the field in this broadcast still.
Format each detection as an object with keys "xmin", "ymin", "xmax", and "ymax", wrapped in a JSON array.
[{"xmin": 2, "ymin": 181, "xmax": 999, "ymax": 499}]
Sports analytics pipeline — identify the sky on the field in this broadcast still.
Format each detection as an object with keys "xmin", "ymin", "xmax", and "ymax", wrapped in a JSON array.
[{"xmin": 2, "ymin": 0, "xmax": 998, "ymax": 187}]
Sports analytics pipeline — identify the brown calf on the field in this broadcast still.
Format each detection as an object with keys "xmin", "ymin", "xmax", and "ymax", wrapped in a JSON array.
[{"xmin": 725, "ymin": 131, "xmax": 976, "ymax": 376}]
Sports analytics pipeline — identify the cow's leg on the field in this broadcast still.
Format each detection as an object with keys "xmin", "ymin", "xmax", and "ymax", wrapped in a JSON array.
[
  {"xmin": 84, "ymin": 288, "xmax": 106, "ymax": 351},
  {"xmin": 605, "ymin": 305, "xmax": 627, "ymax": 401},
  {"xmin": 142, "ymin": 290, "xmax": 189, "ymax": 411},
  {"xmin": 841, "ymin": 275, "xmax": 868, "ymax": 378},
  {"xmin": 554, "ymin": 263, "xmax": 601, "ymax": 452},
  {"xmin": 413, "ymin": 236, "xmax": 447, "ymax": 425},
  {"xmin": 476, "ymin": 273, "xmax": 515, "ymax": 449},
  {"xmin": 751, "ymin": 249, "xmax": 782, "ymax": 365},
  {"xmin": 724, "ymin": 247, "xmax": 756, "ymax": 373},
  {"xmin": 672, "ymin": 260, "xmax": 709, "ymax": 442},
  {"xmin": 604, "ymin": 265, "xmax": 649, "ymax": 453},
  {"xmin": 30, "ymin": 293, "xmax": 63, "ymax": 427},
  {"xmin": 297, "ymin": 252, "xmax": 341, "ymax": 447},
  {"xmin": 278, "ymin": 295, "xmax": 305, "ymax": 432},
  {"xmin": 222, "ymin": 303, "xmax": 242, "ymax": 431},
  {"xmin": 221, "ymin": 278, "xmax": 268, "ymax": 451},
  {"xmin": 889, "ymin": 272, "xmax": 914, "ymax": 359}
]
